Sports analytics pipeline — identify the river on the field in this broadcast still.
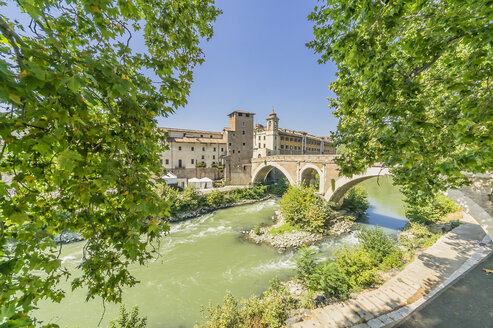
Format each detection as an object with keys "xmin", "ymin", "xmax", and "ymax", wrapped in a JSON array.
[{"xmin": 36, "ymin": 176, "xmax": 407, "ymax": 328}]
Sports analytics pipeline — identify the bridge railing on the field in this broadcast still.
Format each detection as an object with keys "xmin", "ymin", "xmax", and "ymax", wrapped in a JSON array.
[{"xmin": 252, "ymin": 154, "xmax": 340, "ymax": 163}]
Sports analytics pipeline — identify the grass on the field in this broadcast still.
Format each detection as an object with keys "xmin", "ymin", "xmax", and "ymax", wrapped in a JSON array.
[{"xmin": 269, "ymin": 222, "xmax": 298, "ymax": 235}]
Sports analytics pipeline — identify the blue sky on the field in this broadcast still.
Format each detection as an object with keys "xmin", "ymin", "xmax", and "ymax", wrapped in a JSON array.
[
  {"xmin": 2, "ymin": 0, "xmax": 339, "ymax": 136},
  {"xmin": 159, "ymin": 0, "xmax": 339, "ymax": 136}
]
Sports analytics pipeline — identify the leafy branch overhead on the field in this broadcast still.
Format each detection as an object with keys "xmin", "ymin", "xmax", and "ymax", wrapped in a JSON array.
[
  {"xmin": 308, "ymin": 0, "xmax": 492, "ymax": 202},
  {"xmin": 0, "ymin": 0, "xmax": 220, "ymax": 326}
]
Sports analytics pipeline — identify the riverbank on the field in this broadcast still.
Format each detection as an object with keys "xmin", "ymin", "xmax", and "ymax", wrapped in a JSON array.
[
  {"xmin": 167, "ymin": 194, "xmax": 275, "ymax": 223},
  {"xmin": 243, "ymin": 209, "xmax": 355, "ymax": 250},
  {"xmin": 289, "ymin": 212, "xmax": 490, "ymax": 327}
]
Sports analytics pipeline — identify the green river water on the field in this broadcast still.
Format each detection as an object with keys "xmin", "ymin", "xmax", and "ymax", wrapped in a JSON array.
[{"xmin": 36, "ymin": 176, "xmax": 407, "ymax": 328}]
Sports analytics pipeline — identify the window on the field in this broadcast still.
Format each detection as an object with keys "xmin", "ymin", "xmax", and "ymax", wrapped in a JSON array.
[
  {"xmin": 191, "ymin": 159, "xmax": 194, "ymax": 164},
  {"xmin": 200, "ymin": 135, "xmax": 203, "ymax": 137},
  {"xmin": 242, "ymin": 143, "xmax": 245, "ymax": 146},
  {"xmin": 213, "ymin": 155, "xmax": 215, "ymax": 159},
  {"xmin": 229, "ymin": 143, "xmax": 232, "ymax": 146},
  {"xmin": 221, "ymin": 148, "xmax": 224, "ymax": 152},
  {"xmin": 232, "ymin": 150, "xmax": 235, "ymax": 153},
  {"xmin": 202, "ymin": 147, "xmax": 205, "ymax": 151},
  {"xmin": 242, "ymin": 130, "xmax": 245, "ymax": 135},
  {"xmin": 246, "ymin": 114, "xmax": 250, "ymax": 117},
  {"xmin": 159, "ymin": 159, "xmax": 163, "ymax": 164},
  {"xmin": 290, "ymin": 146, "xmax": 293, "ymax": 150},
  {"xmin": 212, "ymin": 161, "xmax": 216, "ymax": 165},
  {"xmin": 263, "ymin": 136, "xmax": 266, "ymax": 140},
  {"xmin": 242, "ymin": 122, "xmax": 246, "ymax": 127},
  {"xmin": 210, "ymin": 135, "xmax": 213, "ymax": 138},
  {"xmin": 263, "ymin": 144, "xmax": 266, "ymax": 148},
  {"xmin": 201, "ymin": 155, "xmax": 205, "ymax": 160},
  {"xmin": 238, "ymin": 113, "xmax": 243, "ymax": 116},
  {"xmin": 258, "ymin": 136, "xmax": 261, "ymax": 140},
  {"xmin": 213, "ymin": 147, "xmax": 216, "ymax": 151},
  {"xmin": 178, "ymin": 146, "xmax": 182, "ymax": 151},
  {"xmin": 281, "ymin": 137, "xmax": 284, "ymax": 141},
  {"xmin": 165, "ymin": 159, "xmax": 169, "ymax": 165},
  {"xmin": 238, "ymin": 150, "xmax": 240, "ymax": 154},
  {"xmin": 281, "ymin": 145, "xmax": 284, "ymax": 149},
  {"xmin": 191, "ymin": 146, "xmax": 194, "ymax": 151}
]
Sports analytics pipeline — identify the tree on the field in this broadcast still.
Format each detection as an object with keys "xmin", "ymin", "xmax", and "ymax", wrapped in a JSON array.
[
  {"xmin": 0, "ymin": 1, "xmax": 219, "ymax": 326},
  {"xmin": 308, "ymin": 0, "xmax": 492, "ymax": 204}
]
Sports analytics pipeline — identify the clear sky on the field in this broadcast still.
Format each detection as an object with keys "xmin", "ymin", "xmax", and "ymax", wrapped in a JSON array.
[
  {"xmin": 2, "ymin": 0, "xmax": 339, "ymax": 136},
  {"xmin": 158, "ymin": 0, "xmax": 339, "ymax": 136}
]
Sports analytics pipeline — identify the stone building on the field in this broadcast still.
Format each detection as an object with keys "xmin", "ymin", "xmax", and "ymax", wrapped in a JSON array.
[
  {"xmin": 160, "ymin": 110, "xmax": 254, "ymax": 187},
  {"xmin": 253, "ymin": 109, "xmax": 335, "ymax": 158}
]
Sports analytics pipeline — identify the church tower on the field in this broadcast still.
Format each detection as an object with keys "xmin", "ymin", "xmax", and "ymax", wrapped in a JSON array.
[{"xmin": 265, "ymin": 108, "xmax": 280, "ymax": 155}]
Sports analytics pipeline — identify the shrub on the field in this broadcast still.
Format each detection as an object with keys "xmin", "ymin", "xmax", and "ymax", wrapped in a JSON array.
[
  {"xmin": 307, "ymin": 261, "xmax": 349, "ymax": 300},
  {"xmin": 199, "ymin": 278, "xmax": 295, "ymax": 328},
  {"xmin": 379, "ymin": 248, "xmax": 404, "ymax": 271},
  {"xmin": 357, "ymin": 226, "xmax": 395, "ymax": 263},
  {"xmin": 266, "ymin": 179, "xmax": 289, "ymax": 196},
  {"xmin": 295, "ymin": 246, "xmax": 319, "ymax": 285},
  {"xmin": 398, "ymin": 222, "xmax": 440, "ymax": 250},
  {"xmin": 207, "ymin": 189, "xmax": 224, "ymax": 208},
  {"xmin": 280, "ymin": 184, "xmax": 334, "ymax": 232},
  {"xmin": 253, "ymin": 225, "xmax": 261, "ymax": 235},
  {"xmin": 182, "ymin": 185, "xmax": 201, "ymax": 211},
  {"xmin": 405, "ymin": 193, "xmax": 461, "ymax": 224},
  {"xmin": 334, "ymin": 245, "xmax": 378, "ymax": 290},
  {"xmin": 341, "ymin": 186, "xmax": 370, "ymax": 218},
  {"xmin": 108, "ymin": 305, "xmax": 147, "ymax": 328}
]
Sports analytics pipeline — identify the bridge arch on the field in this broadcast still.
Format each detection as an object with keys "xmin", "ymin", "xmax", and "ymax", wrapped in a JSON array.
[
  {"xmin": 299, "ymin": 163, "xmax": 323, "ymax": 193},
  {"xmin": 251, "ymin": 162, "xmax": 296, "ymax": 185},
  {"xmin": 325, "ymin": 167, "xmax": 391, "ymax": 203}
]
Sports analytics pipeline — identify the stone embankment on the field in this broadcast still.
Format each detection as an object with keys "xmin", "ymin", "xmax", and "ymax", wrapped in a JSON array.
[{"xmin": 244, "ymin": 210, "xmax": 354, "ymax": 250}]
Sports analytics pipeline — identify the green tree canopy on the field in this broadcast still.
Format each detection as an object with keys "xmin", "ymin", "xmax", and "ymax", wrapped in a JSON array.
[
  {"xmin": 308, "ymin": 0, "xmax": 492, "ymax": 202},
  {"xmin": 0, "ymin": 0, "xmax": 219, "ymax": 326}
]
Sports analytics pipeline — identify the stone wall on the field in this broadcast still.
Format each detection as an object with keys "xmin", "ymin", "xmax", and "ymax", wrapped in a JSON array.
[{"xmin": 169, "ymin": 167, "xmax": 222, "ymax": 180}]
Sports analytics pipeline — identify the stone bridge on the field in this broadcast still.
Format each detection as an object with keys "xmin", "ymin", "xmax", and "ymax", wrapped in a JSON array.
[{"xmin": 251, "ymin": 155, "xmax": 390, "ymax": 203}]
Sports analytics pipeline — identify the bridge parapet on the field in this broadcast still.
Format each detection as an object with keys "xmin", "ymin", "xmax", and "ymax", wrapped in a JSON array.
[{"xmin": 252, "ymin": 154, "xmax": 339, "ymax": 164}]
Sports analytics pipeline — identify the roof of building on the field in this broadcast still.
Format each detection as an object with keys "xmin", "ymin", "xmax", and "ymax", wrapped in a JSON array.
[
  {"xmin": 227, "ymin": 110, "xmax": 256, "ymax": 116},
  {"xmin": 160, "ymin": 127, "xmax": 223, "ymax": 135}
]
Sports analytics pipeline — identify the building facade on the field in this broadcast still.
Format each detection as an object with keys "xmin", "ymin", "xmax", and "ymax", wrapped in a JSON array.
[{"xmin": 253, "ymin": 109, "xmax": 335, "ymax": 158}]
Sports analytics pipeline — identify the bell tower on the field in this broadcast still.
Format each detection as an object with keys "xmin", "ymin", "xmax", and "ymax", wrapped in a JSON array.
[{"xmin": 265, "ymin": 108, "xmax": 280, "ymax": 155}]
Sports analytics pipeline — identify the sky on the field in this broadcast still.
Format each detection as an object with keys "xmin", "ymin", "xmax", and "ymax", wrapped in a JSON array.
[
  {"xmin": 158, "ymin": 0, "xmax": 339, "ymax": 136},
  {"xmin": 2, "ymin": 0, "xmax": 340, "ymax": 136}
]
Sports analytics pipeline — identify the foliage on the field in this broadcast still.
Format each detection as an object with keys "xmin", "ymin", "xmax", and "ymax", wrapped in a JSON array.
[
  {"xmin": 334, "ymin": 246, "xmax": 378, "ymax": 290},
  {"xmin": 266, "ymin": 179, "xmax": 289, "ymax": 196},
  {"xmin": 198, "ymin": 277, "xmax": 295, "ymax": 328},
  {"xmin": 196, "ymin": 162, "xmax": 207, "ymax": 168},
  {"xmin": 306, "ymin": 261, "xmax": 349, "ymax": 300},
  {"xmin": 269, "ymin": 222, "xmax": 298, "ymax": 236},
  {"xmin": 108, "ymin": 305, "xmax": 147, "ymax": 328},
  {"xmin": 405, "ymin": 193, "xmax": 462, "ymax": 224},
  {"xmin": 341, "ymin": 187, "xmax": 369, "ymax": 218},
  {"xmin": 295, "ymin": 246, "xmax": 319, "ymax": 285},
  {"xmin": 398, "ymin": 222, "xmax": 441, "ymax": 250},
  {"xmin": 253, "ymin": 225, "xmax": 261, "ymax": 235},
  {"xmin": 0, "ymin": 0, "xmax": 220, "ymax": 325},
  {"xmin": 308, "ymin": 0, "xmax": 492, "ymax": 205},
  {"xmin": 357, "ymin": 226, "xmax": 395, "ymax": 263},
  {"xmin": 207, "ymin": 189, "xmax": 225, "ymax": 208},
  {"xmin": 379, "ymin": 248, "xmax": 404, "ymax": 272},
  {"xmin": 280, "ymin": 184, "xmax": 334, "ymax": 232}
]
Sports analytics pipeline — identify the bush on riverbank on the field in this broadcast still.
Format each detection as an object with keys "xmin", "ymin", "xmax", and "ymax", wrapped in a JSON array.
[
  {"xmin": 108, "ymin": 305, "xmax": 147, "ymax": 328},
  {"xmin": 155, "ymin": 183, "xmax": 270, "ymax": 216},
  {"xmin": 341, "ymin": 186, "xmax": 370, "ymax": 218},
  {"xmin": 198, "ymin": 277, "xmax": 296, "ymax": 328},
  {"xmin": 279, "ymin": 184, "xmax": 335, "ymax": 233},
  {"xmin": 398, "ymin": 222, "xmax": 441, "ymax": 250},
  {"xmin": 405, "ymin": 193, "xmax": 461, "ymax": 224}
]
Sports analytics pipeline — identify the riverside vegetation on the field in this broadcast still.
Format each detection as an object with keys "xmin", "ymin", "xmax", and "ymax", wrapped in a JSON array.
[
  {"xmin": 246, "ymin": 184, "xmax": 368, "ymax": 249},
  {"xmin": 155, "ymin": 181, "xmax": 288, "ymax": 222},
  {"xmin": 200, "ymin": 189, "xmax": 463, "ymax": 328}
]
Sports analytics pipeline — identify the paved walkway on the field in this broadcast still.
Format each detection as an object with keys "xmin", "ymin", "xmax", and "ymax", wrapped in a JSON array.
[
  {"xmin": 290, "ymin": 213, "xmax": 491, "ymax": 328},
  {"xmin": 395, "ymin": 252, "xmax": 493, "ymax": 328}
]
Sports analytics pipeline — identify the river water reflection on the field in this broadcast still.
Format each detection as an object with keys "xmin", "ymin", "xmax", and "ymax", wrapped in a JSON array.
[{"xmin": 36, "ymin": 176, "xmax": 406, "ymax": 328}]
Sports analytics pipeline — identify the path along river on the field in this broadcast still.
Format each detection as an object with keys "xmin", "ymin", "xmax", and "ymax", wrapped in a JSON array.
[{"xmin": 36, "ymin": 176, "xmax": 407, "ymax": 328}]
